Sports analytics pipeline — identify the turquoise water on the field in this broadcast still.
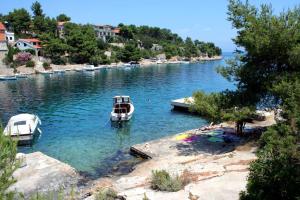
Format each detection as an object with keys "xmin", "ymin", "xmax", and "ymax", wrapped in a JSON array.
[{"xmin": 0, "ymin": 54, "xmax": 234, "ymax": 177}]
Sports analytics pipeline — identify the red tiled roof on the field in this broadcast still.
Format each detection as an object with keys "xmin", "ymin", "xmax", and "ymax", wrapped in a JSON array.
[
  {"xmin": 0, "ymin": 22, "xmax": 6, "ymax": 31},
  {"xmin": 19, "ymin": 38, "xmax": 41, "ymax": 43},
  {"xmin": 112, "ymin": 28, "xmax": 120, "ymax": 34}
]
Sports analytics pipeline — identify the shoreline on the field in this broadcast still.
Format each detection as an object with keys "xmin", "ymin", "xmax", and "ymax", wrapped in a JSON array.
[
  {"xmin": 0, "ymin": 55, "xmax": 222, "ymax": 77},
  {"xmin": 12, "ymin": 111, "xmax": 276, "ymax": 199}
]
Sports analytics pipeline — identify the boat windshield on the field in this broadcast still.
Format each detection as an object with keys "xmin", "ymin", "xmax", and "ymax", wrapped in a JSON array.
[{"xmin": 14, "ymin": 121, "xmax": 27, "ymax": 126}]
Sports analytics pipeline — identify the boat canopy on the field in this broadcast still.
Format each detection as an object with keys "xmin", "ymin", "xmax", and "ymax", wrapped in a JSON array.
[{"xmin": 113, "ymin": 96, "xmax": 130, "ymax": 104}]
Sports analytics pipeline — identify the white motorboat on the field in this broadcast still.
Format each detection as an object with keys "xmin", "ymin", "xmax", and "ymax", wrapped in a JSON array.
[
  {"xmin": 0, "ymin": 75, "xmax": 17, "ymax": 80},
  {"xmin": 40, "ymin": 71, "xmax": 53, "ymax": 75},
  {"xmin": 84, "ymin": 65, "xmax": 95, "ymax": 71},
  {"xmin": 15, "ymin": 73, "xmax": 28, "ymax": 78},
  {"xmin": 111, "ymin": 96, "xmax": 134, "ymax": 122},
  {"xmin": 4, "ymin": 114, "xmax": 42, "ymax": 145}
]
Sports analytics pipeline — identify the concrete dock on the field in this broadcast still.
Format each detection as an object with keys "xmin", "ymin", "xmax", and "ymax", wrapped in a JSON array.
[
  {"xmin": 171, "ymin": 97, "xmax": 194, "ymax": 110},
  {"xmin": 9, "ymin": 152, "xmax": 80, "ymax": 198}
]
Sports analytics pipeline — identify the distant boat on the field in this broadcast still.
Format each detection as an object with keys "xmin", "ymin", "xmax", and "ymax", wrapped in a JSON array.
[
  {"xmin": 111, "ymin": 96, "xmax": 134, "ymax": 122},
  {"xmin": 75, "ymin": 68, "xmax": 84, "ymax": 72},
  {"xmin": 15, "ymin": 73, "xmax": 28, "ymax": 78},
  {"xmin": 53, "ymin": 69, "xmax": 66, "ymax": 73},
  {"xmin": 4, "ymin": 114, "xmax": 42, "ymax": 145},
  {"xmin": 84, "ymin": 65, "xmax": 95, "ymax": 71},
  {"xmin": 0, "ymin": 75, "xmax": 17, "ymax": 80},
  {"xmin": 40, "ymin": 71, "xmax": 53, "ymax": 75}
]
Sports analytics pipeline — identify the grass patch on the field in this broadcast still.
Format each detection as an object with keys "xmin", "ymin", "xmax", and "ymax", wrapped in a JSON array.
[
  {"xmin": 151, "ymin": 170, "xmax": 183, "ymax": 192},
  {"xmin": 95, "ymin": 188, "xmax": 118, "ymax": 200}
]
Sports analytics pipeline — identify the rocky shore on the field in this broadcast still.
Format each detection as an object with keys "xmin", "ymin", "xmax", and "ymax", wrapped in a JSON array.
[{"xmin": 0, "ymin": 55, "xmax": 222, "ymax": 76}]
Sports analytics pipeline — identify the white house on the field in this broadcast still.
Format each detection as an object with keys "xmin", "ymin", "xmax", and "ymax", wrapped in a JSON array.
[
  {"xmin": 93, "ymin": 25, "xmax": 120, "ymax": 42},
  {"xmin": 15, "ymin": 38, "xmax": 42, "ymax": 56},
  {"xmin": 5, "ymin": 31, "xmax": 15, "ymax": 44}
]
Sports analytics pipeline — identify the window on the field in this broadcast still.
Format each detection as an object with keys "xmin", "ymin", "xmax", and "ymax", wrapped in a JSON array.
[
  {"xmin": 14, "ymin": 121, "xmax": 26, "ymax": 126},
  {"xmin": 33, "ymin": 42, "xmax": 36, "ymax": 45},
  {"xmin": 10, "ymin": 37, "xmax": 12, "ymax": 40},
  {"xmin": 24, "ymin": 43, "xmax": 27, "ymax": 47}
]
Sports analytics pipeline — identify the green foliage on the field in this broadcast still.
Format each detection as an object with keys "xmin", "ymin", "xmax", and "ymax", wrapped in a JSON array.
[
  {"xmin": 56, "ymin": 14, "xmax": 71, "ymax": 22},
  {"xmin": 64, "ymin": 23, "xmax": 98, "ymax": 64},
  {"xmin": 240, "ymin": 124, "xmax": 300, "ymax": 200},
  {"xmin": 25, "ymin": 49, "xmax": 36, "ymax": 56},
  {"xmin": 3, "ymin": 46, "xmax": 15, "ymax": 65},
  {"xmin": 0, "ymin": 127, "xmax": 18, "ymax": 199},
  {"xmin": 222, "ymin": 0, "xmax": 300, "ymax": 103},
  {"xmin": 31, "ymin": 1, "xmax": 44, "ymax": 17},
  {"xmin": 95, "ymin": 188, "xmax": 118, "ymax": 200},
  {"xmin": 116, "ymin": 43, "xmax": 141, "ymax": 62},
  {"xmin": 151, "ymin": 170, "xmax": 183, "ymax": 192},
  {"xmin": 42, "ymin": 62, "xmax": 51, "ymax": 70},
  {"xmin": 26, "ymin": 60, "xmax": 35, "ymax": 68},
  {"xmin": 5, "ymin": 8, "xmax": 31, "ymax": 35}
]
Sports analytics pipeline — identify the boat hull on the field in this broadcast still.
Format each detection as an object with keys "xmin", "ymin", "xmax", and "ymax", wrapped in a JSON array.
[{"xmin": 111, "ymin": 104, "xmax": 134, "ymax": 122}]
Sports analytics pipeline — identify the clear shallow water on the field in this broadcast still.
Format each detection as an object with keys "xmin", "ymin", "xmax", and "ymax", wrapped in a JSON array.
[{"xmin": 0, "ymin": 54, "xmax": 234, "ymax": 177}]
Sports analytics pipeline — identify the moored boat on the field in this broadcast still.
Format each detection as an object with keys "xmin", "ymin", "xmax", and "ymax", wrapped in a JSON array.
[
  {"xmin": 15, "ymin": 73, "xmax": 28, "ymax": 78},
  {"xmin": 0, "ymin": 75, "xmax": 17, "ymax": 80},
  {"xmin": 3, "ymin": 114, "xmax": 42, "ymax": 145},
  {"xmin": 111, "ymin": 96, "xmax": 134, "ymax": 122},
  {"xmin": 84, "ymin": 65, "xmax": 95, "ymax": 71}
]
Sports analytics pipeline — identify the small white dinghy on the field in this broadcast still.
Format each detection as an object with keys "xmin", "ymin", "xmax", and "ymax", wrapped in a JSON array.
[
  {"xmin": 4, "ymin": 114, "xmax": 42, "ymax": 145},
  {"xmin": 84, "ymin": 65, "xmax": 95, "ymax": 71},
  {"xmin": 111, "ymin": 96, "xmax": 134, "ymax": 122}
]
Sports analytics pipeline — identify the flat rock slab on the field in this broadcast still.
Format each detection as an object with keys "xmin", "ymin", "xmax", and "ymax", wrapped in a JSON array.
[{"xmin": 10, "ymin": 152, "xmax": 79, "ymax": 198}]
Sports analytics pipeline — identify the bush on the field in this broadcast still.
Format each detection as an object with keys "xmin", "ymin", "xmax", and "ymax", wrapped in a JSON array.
[
  {"xmin": 26, "ymin": 60, "xmax": 35, "ymax": 68},
  {"xmin": 16, "ymin": 52, "xmax": 32, "ymax": 65},
  {"xmin": 240, "ymin": 124, "xmax": 300, "ymax": 200},
  {"xmin": 43, "ymin": 62, "xmax": 51, "ymax": 70},
  {"xmin": 0, "ymin": 127, "xmax": 18, "ymax": 199},
  {"xmin": 95, "ymin": 188, "xmax": 118, "ymax": 200},
  {"xmin": 51, "ymin": 57, "xmax": 67, "ymax": 65},
  {"xmin": 151, "ymin": 170, "xmax": 182, "ymax": 192}
]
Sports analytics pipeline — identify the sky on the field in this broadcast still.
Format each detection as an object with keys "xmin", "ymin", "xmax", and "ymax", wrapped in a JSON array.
[{"xmin": 1, "ymin": 0, "xmax": 299, "ymax": 52}]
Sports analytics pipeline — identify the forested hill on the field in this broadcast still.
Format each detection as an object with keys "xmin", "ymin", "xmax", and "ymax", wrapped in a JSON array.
[{"xmin": 0, "ymin": 1, "xmax": 222, "ymax": 65}]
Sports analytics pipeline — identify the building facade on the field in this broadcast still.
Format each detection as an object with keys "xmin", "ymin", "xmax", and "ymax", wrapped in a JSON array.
[
  {"xmin": 93, "ymin": 25, "xmax": 120, "ymax": 42},
  {"xmin": 15, "ymin": 39, "xmax": 42, "ymax": 56},
  {"xmin": 0, "ymin": 22, "xmax": 8, "ymax": 53}
]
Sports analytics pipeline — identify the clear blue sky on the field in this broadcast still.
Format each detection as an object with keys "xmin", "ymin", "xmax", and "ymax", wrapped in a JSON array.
[{"xmin": 1, "ymin": 0, "xmax": 299, "ymax": 51}]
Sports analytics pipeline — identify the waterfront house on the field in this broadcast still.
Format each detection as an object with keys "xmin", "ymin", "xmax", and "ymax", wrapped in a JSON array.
[
  {"xmin": 93, "ymin": 25, "xmax": 120, "ymax": 42},
  {"xmin": 0, "ymin": 22, "xmax": 8, "ymax": 54},
  {"xmin": 15, "ymin": 38, "xmax": 42, "ymax": 56}
]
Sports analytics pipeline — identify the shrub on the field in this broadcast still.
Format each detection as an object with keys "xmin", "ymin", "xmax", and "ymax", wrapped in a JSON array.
[
  {"xmin": 151, "ymin": 170, "xmax": 182, "ymax": 192},
  {"xmin": 0, "ymin": 127, "xmax": 18, "ymax": 199},
  {"xmin": 51, "ymin": 56, "xmax": 66, "ymax": 65},
  {"xmin": 95, "ymin": 188, "xmax": 118, "ymax": 200},
  {"xmin": 16, "ymin": 52, "xmax": 32, "ymax": 64},
  {"xmin": 240, "ymin": 124, "xmax": 300, "ymax": 200},
  {"xmin": 26, "ymin": 60, "xmax": 35, "ymax": 68},
  {"xmin": 43, "ymin": 62, "xmax": 51, "ymax": 70}
]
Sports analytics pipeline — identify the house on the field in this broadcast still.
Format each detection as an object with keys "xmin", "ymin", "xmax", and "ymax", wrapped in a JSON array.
[
  {"xmin": 15, "ymin": 38, "xmax": 42, "ymax": 56},
  {"xmin": 0, "ymin": 22, "xmax": 8, "ymax": 53},
  {"xmin": 5, "ymin": 31, "xmax": 15, "ymax": 44},
  {"xmin": 57, "ymin": 21, "xmax": 68, "ymax": 38},
  {"xmin": 93, "ymin": 25, "xmax": 120, "ymax": 42},
  {"xmin": 151, "ymin": 44, "xmax": 163, "ymax": 51}
]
